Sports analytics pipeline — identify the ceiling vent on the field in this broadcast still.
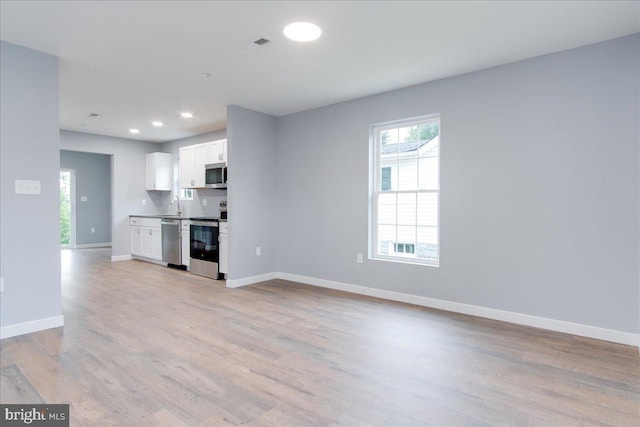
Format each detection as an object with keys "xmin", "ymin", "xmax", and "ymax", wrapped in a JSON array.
[
  {"xmin": 88, "ymin": 113, "xmax": 100, "ymax": 117},
  {"xmin": 243, "ymin": 37, "xmax": 271, "ymax": 51},
  {"xmin": 253, "ymin": 38, "xmax": 270, "ymax": 46}
]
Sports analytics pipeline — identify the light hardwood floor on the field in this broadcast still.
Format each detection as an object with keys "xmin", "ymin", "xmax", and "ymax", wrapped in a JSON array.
[{"xmin": 1, "ymin": 248, "xmax": 639, "ymax": 426}]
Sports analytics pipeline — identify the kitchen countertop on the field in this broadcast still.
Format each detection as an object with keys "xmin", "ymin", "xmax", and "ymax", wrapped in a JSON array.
[
  {"xmin": 129, "ymin": 214, "xmax": 188, "ymax": 220},
  {"xmin": 130, "ymin": 215, "xmax": 220, "ymax": 221}
]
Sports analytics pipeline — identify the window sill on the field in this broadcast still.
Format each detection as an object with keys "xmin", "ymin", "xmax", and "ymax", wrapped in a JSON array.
[{"xmin": 370, "ymin": 255, "xmax": 439, "ymax": 268}]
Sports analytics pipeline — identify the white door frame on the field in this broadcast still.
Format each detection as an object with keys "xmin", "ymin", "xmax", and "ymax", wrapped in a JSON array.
[{"xmin": 60, "ymin": 168, "xmax": 76, "ymax": 248}]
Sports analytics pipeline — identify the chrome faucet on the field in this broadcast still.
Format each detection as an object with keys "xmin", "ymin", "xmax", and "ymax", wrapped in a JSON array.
[{"xmin": 170, "ymin": 193, "xmax": 182, "ymax": 216}]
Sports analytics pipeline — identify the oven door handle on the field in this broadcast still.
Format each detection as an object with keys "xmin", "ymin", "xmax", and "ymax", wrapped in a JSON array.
[{"xmin": 190, "ymin": 221, "xmax": 219, "ymax": 227}]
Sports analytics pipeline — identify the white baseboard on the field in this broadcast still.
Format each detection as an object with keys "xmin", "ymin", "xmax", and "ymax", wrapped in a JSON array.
[
  {"xmin": 111, "ymin": 254, "xmax": 132, "ymax": 262},
  {"xmin": 276, "ymin": 272, "xmax": 639, "ymax": 348},
  {"xmin": 76, "ymin": 242, "xmax": 112, "ymax": 249},
  {"xmin": 226, "ymin": 272, "xmax": 278, "ymax": 288},
  {"xmin": 1, "ymin": 315, "xmax": 64, "ymax": 340},
  {"xmin": 131, "ymin": 256, "xmax": 166, "ymax": 266}
]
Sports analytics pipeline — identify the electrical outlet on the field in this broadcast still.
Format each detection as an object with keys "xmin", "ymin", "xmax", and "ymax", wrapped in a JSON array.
[
  {"xmin": 0, "ymin": 277, "xmax": 4, "ymax": 293},
  {"xmin": 256, "ymin": 246, "xmax": 262, "ymax": 256},
  {"xmin": 81, "ymin": 196, "xmax": 88, "ymax": 202},
  {"xmin": 357, "ymin": 253, "xmax": 363, "ymax": 264},
  {"xmin": 91, "ymin": 227, "xmax": 95, "ymax": 233},
  {"xmin": 141, "ymin": 199, "xmax": 146, "ymax": 206},
  {"xmin": 202, "ymin": 198, "xmax": 207, "ymax": 206}
]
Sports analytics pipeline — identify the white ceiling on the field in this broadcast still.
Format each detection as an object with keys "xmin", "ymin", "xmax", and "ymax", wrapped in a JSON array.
[{"xmin": 1, "ymin": 1, "xmax": 639, "ymax": 143}]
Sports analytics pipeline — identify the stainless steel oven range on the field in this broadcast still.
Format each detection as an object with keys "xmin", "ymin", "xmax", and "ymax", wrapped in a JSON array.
[{"xmin": 189, "ymin": 217, "xmax": 222, "ymax": 280}]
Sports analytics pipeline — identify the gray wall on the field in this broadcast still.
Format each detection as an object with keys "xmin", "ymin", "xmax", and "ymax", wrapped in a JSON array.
[
  {"xmin": 60, "ymin": 150, "xmax": 112, "ymax": 245},
  {"xmin": 227, "ymin": 106, "xmax": 278, "ymax": 280},
  {"xmin": 0, "ymin": 42, "xmax": 61, "ymax": 327},
  {"xmin": 275, "ymin": 34, "xmax": 640, "ymax": 334},
  {"xmin": 60, "ymin": 131, "xmax": 162, "ymax": 257},
  {"xmin": 160, "ymin": 130, "xmax": 228, "ymax": 218}
]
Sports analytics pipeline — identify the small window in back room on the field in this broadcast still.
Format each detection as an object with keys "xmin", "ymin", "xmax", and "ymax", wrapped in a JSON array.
[
  {"xmin": 180, "ymin": 189, "xmax": 193, "ymax": 200},
  {"xmin": 370, "ymin": 114, "xmax": 440, "ymax": 266}
]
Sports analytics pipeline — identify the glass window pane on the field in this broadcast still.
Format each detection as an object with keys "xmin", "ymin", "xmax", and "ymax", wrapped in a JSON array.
[
  {"xmin": 380, "ymin": 167, "xmax": 392, "ymax": 191},
  {"xmin": 397, "ymin": 225, "xmax": 416, "ymax": 244},
  {"xmin": 418, "ymin": 121, "xmax": 439, "ymax": 141},
  {"xmin": 417, "ymin": 226, "xmax": 438, "ymax": 245},
  {"xmin": 380, "ymin": 128, "xmax": 398, "ymax": 145},
  {"xmin": 378, "ymin": 193, "xmax": 397, "ymax": 225},
  {"xmin": 418, "ymin": 157, "xmax": 439, "ymax": 190},
  {"xmin": 419, "ymin": 138, "xmax": 439, "ymax": 158},
  {"xmin": 378, "ymin": 224, "xmax": 396, "ymax": 255},
  {"xmin": 399, "ymin": 125, "xmax": 419, "ymax": 143},
  {"xmin": 417, "ymin": 226, "xmax": 438, "ymax": 260},
  {"xmin": 372, "ymin": 116, "xmax": 439, "ymax": 264},
  {"xmin": 380, "ymin": 154, "xmax": 397, "ymax": 191},
  {"xmin": 417, "ymin": 193, "xmax": 438, "ymax": 226},
  {"xmin": 397, "ymin": 193, "xmax": 416, "ymax": 225},
  {"xmin": 398, "ymin": 158, "xmax": 418, "ymax": 190}
]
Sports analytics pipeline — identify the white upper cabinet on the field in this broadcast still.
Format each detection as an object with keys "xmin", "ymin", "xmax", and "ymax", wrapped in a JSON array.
[
  {"xmin": 210, "ymin": 139, "xmax": 227, "ymax": 164},
  {"xmin": 179, "ymin": 145, "xmax": 197, "ymax": 189},
  {"xmin": 179, "ymin": 139, "xmax": 227, "ymax": 189},
  {"xmin": 146, "ymin": 152, "xmax": 172, "ymax": 191},
  {"xmin": 194, "ymin": 143, "xmax": 209, "ymax": 188}
]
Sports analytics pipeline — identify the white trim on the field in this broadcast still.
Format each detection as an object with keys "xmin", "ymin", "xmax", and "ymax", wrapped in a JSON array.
[
  {"xmin": 75, "ymin": 243, "xmax": 112, "ymax": 249},
  {"xmin": 111, "ymin": 254, "xmax": 132, "ymax": 262},
  {"xmin": 1, "ymin": 315, "xmax": 64, "ymax": 340},
  {"xmin": 276, "ymin": 272, "xmax": 639, "ymax": 347},
  {"xmin": 131, "ymin": 255, "xmax": 165, "ymax": 266},
  {"xmin": 370, "ymin": 116, "xmax": 441, "ymax": 267},
  {"xmin": 226, "ymin": 272, "xmax": 278, "ymax": 288}
]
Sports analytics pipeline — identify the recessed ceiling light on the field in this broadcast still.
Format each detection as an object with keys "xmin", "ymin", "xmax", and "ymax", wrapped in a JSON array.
[
  {"xmin": 129, "ymin": 129, "xmax": 140, "ymax": 134},
  {"xmin": 152, "ymin": 121, "xmax": 163, "ymax": 127},
  {"xmin": 180, "ymin": 112, "xmax": 193, "ymax": 118},
  {"xmin": 201, "ymin": 73, "xmax": 211, "ymax": 78},
  {"xmin": 284, "ymin": 22, "xmax": 321, "ymax": 42}
]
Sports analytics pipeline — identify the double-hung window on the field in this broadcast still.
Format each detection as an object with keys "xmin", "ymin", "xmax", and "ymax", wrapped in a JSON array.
[{"xmin": 370, "ymin": 114, "xmax": 440, "ymax": 266}]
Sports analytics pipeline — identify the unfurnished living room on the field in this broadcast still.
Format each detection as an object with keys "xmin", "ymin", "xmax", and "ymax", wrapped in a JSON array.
[{"xmin": 1, "ymin": 1, "xmax": 639, "ymax": 426}]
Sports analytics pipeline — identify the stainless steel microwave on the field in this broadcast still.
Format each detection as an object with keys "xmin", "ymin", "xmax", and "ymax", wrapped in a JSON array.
[{"xmin": 205, "ymin": 162, "xmax": 227, "ymax": 189}]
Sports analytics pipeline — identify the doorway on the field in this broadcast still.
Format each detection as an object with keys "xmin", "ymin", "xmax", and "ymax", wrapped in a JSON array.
[{"xmin": 60, "ymin": 169, "xmax": 76, "ymax": 247}]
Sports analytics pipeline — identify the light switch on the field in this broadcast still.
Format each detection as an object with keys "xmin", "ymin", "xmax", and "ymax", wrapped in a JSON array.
[
  {"xmin": 141, "ymin": 199, "xmax": 147, "ymax": 206},
  {"xmin": 15, "ymin": 179, "xmax": 41, "ymax": 195},
  {"xmin": 202, "ymin": 198, "xmax": 207, "ymax": 206},
  {"xmin": 81, "ymin": 196, "xmax": 88, "ymax": 202}
]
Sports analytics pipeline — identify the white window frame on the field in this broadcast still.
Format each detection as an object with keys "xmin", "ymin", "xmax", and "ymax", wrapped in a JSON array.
[{"xmin": 369, "ymin": 114, "xmax": 440, "ymax": 267}]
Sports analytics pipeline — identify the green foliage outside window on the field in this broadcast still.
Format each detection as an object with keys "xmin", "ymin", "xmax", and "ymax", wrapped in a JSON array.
[
  {"xmin": 60, "ymin": 172, "xmax": 71, "ymax": 246},
  {"xmin": 381, "ymin": 122, "xmax": 439, "ymax": 145}
]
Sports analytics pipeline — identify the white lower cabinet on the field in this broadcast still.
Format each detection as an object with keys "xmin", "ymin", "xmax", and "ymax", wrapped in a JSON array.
[
  {"xmin": 130, "ymin": 217, "xmax": 162, "ymax": 260},
  {"xmin": 181, "ymin": 220, "xmax": 190, "ymax": 267},
  {"xmin": 141, "ymin": 227, "xmax": 162, "ymax": 259},
  {"xmin": 219, "ymin": 222, "xmax": 228, "ymax": 275}
]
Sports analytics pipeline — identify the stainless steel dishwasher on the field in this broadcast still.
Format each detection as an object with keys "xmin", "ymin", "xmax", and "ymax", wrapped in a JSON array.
[{"xmin": 161, "ymin": 219, "xmax": 181, "ymax": 267}]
